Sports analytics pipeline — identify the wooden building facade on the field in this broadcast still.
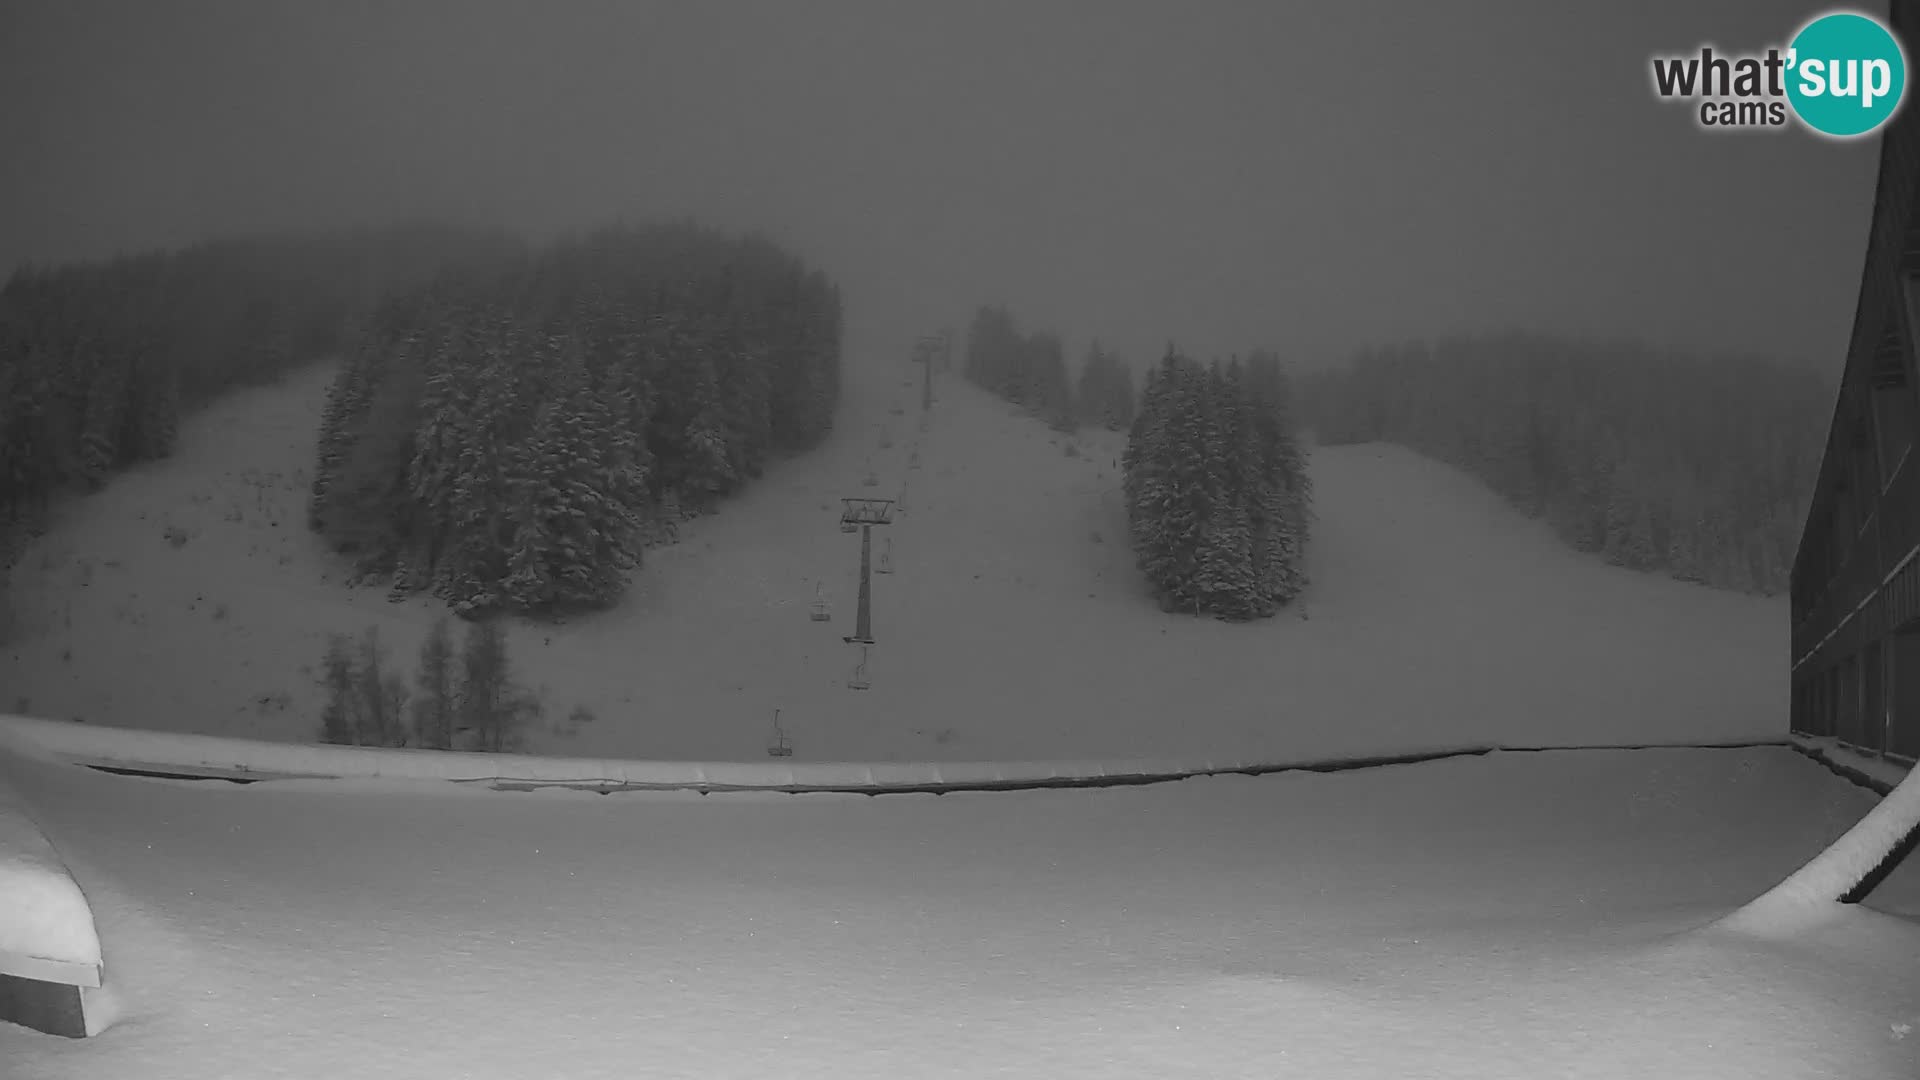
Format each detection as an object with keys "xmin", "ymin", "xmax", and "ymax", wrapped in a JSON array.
[{"xmin": 1789, "ymin": 1, "xmax": 1920, "ymax": 765}]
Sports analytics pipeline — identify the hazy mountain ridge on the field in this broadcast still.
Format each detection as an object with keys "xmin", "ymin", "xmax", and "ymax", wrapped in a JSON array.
[{"xmin": 1298, "ymin": 332, "xmax": 1826, "ymax": 595}]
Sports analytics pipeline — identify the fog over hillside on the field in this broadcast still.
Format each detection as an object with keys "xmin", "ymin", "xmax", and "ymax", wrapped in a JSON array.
[
  {"xmin": 0, "ymin": 0, "xmax": 1881, "ymax": 370},
  {"xmin": 3, "ymin": 4, "xmax": 1916, "ymax": 1075}
]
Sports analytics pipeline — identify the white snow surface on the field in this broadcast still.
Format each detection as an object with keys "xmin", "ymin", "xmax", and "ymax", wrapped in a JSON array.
[{"xmin": 2, "ymin": 743, "xmax": 1917, "ymax": 1078}]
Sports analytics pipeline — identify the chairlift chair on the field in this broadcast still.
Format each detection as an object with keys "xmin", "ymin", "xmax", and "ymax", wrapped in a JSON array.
[
  {"xmin": 839, "ymin": 498, "xmax": 896, "ymax": 529},
  {"xmin": 766, "ymin": 708, "xmax": 793, "ymax": 757},
  {"xmin": 808, "ymin": 582, "xmax": 832, "ymax": 622}
]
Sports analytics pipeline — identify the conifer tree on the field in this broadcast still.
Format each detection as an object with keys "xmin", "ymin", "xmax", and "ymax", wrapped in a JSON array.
[
  {"xmin": 1124, "ymin": 348, "xmax": 1313, "ymax": 617},
  {"xmin": 289, "ymin": 220, "xmax": 844, "ymax": 615},
  {"xmin": 121, "ymin": 349, "xmax": 179, "ymax": 463},
  {"xmin": 1125, "ymin": 350, "xmax": 1214, "ymax": 611},
  {"xmin": 78, "ymin": 348, "xmax": 130, "ymax": 489},
  {"xmin": 964, "ymin": 306, "xmax": 1085, "ymax": 430},
  {"xmin": 311, "ymin": 341, "xmax": 381, "ymax": 531},
  {"xmin": 1124, "ymin": 362, "xmax": 1178, "ymax": 600},
  {"xmin": 1028, "ymin": 332, "xmax": 1076, "ymax": 431},
  {"xmin": 1076, "ymin": 343, "xmax": 1137, "ymax": 431},
  {"xmin": 502, "ymin": 336, "xmax": 648, "ymax": 611}
]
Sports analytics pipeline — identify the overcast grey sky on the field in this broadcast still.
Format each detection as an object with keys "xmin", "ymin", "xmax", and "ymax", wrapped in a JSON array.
[{"xmin": 0, "ymin": 1, "xmax": 1886, "ymax": 370}]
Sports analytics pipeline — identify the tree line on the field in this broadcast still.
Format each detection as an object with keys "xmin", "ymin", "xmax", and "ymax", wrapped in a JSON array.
[
  {"xmin": 1124, "ymin": 349, "xmax": 1312, "ymax": 619},
  {"xmin": 0, "ymin": 222, "xmax": 522, "ymax": 526},
  {"xmin": 1076, "ymin": 342, "xmax": 1137, "ymax": 432},
  {"xmin": 961, "ymin": 305, "xmax": 1304, "ymax": 618},
  {"xmin": 962, "ymin": 304, "xmax": 1136, "ymax": 432},
  {"xmin": 310, "ymin": 221, "xmax": 844, "ymax": 618},
  {"xmin": 1295, "ymin": 333, "xmax": 1827, "ymax": 594},
  {"xmin": 0, "ymin": 223, "xmax": 522, "ymax": 633},
  {"xmin": 319, "ymin": 617, "xmax": 565, "ymax": 752}
]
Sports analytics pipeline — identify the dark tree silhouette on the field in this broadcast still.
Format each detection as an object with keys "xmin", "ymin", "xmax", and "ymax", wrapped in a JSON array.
[
  {"xmin": 1124, "ymin": 348, "xmax": 1312, "ymax": 618},
  {"xmin": 309, "ymin": 221, "xmax": 845, "ymax": 617}
]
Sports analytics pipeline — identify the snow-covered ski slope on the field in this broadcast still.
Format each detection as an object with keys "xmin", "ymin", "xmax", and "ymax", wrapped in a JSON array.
[
  {"xmin": 1, "ymin": 741, "xmax": 1917, "ymax": 1078},
  {"xmin": 0, "ymin": 346, "xmax": 1786, "ymax": 764},
  {"xmin": 0, "ymin": 339, "xmax": 1912, "ymax": 1075}
]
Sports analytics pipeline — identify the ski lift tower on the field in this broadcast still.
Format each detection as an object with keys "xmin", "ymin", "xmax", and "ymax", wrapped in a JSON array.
[
  {"xmin": 839, "ymin": 496, "xmax": 895, "ymax": 645},
  {"xmin": 914, "ymin": 333, "xmax": 945, "ymax": 413}
]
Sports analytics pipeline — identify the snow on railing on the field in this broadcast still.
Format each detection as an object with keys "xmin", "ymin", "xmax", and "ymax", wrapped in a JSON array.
[
  {"xmin": 0, "ymin": 714, "xmax": 1805, "ymax": 798},
  {"xmin": 0, "ymin": 714, "xmax": 1534, "ymax": 794},
  {"xmin": 1717, "ymin": 754, "xmax": 1920, "ymax": 938}
]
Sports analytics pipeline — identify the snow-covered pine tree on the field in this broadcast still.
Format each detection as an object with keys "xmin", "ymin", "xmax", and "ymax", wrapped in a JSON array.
[
  {"xmin": 77, "ymin": 346, "xmax": 130, "ymax": 490},
  {"xmin": 1029, "ymin": 332, "xmax": 1075, "ymax": 430},
  {"xmin": 574, "ymin": 354, "xmax": 651, "ymax": 591},
  {"xmin": 119, "ymin": 346, "xmax": 179, "ymax": 464},
  {"xmin": 0, "ymin": 354, "xmax": 62, "ymax": 523},
  {"xmin": 438, "ymin": 312, "xmax": 523, "ymax": 613},
  {"xmin": 402, "ymin": 313, "xmax": 477, "ymax": 593},
  {"xmin": 715, "ymin": 337, "xmax": 773, "ymax": 483},
  {"xmin": 323, "ymin": 330, "xmax": 428, "ymax": 579},
  {"xmin": 1604, "ymin": 488, "xmax": 1658, "ymax": 571},
  {"xmin": 1245, "ymin": 352, "xmax": 1310, "ymax": 608},
  {"xmin": 1186, "ymin": 361, "xmax": 1240, "ymax": 616},
  {"xmin": 1176, "ymin": 356, "xmax": 1221, "ymax": 601},
  {"xmin": 1229, "ymin": 361, "xmax": 1281, "ymax": 616},
  {"xmin": 501, "ymin": 334, "xmax": 648, "ymax": 613},
  {"xmin": 1123, "ymin": 361, "xmax": 1177, "ymax": 601},
  {"xmin": 1198, "ymin": 500, "xmax": 1261, "ymax": 619},
  {"xmin": 1149, "ymin": 350, "xmax": 1216, "ymax": 612},
  {"xmin": 501, "ymin": 395, "xmax": 564, "ymax": 612},
  {"xmin": 0, "ymin": 361, "xmax": 15, "ymax": 519},
  {"xmin": 678, "ymin": 345, "xmax": 736, "ymax": 508},
  {"xmin": 1104, "ymin": 352, "xmax": 1138, "ymax": 431},
  {"xmin": 1209, "ymin": 360, "xmax": 1271, "ymax": 619},
  {"xmin": 311, "ymin": 338, "xmax": 381, "ymax": 531},
  {"xmin": 1667, "ymin": 513, "xmax": 1706, "ymax": 584}
]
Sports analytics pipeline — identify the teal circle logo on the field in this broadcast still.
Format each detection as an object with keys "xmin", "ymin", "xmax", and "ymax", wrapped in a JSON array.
[{"xmin": 1786, "ymin": 12, "xmax": 1907, "ymax": 138}]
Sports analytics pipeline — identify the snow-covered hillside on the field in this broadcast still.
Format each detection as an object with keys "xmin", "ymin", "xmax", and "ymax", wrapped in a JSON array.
[
  {"xmin": 0, "ymin": 345, "xmax": 1909, "ymax": 1076},
  {"xmin": 0, "ymin": 351, "xmax": 1786, "ymax": 763}
]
